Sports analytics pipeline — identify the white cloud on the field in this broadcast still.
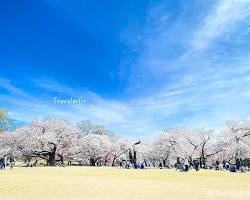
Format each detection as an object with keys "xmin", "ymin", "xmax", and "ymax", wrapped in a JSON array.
[
  {"xmin": 0, "ymin": 78, "xmax": 35, "ymax": 100},
  {"xmin": 120, "ymin": 0, "xmax": 250, "ymax": 134},
  {"xmin": 192, "ymin": 0, "xmax": 250, "ymax": 50}
]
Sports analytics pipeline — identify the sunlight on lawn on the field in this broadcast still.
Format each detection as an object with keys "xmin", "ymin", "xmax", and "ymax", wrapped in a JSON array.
[{"xmin": 0, "ymin": 167, "xmax": 250, "ymax": 200}]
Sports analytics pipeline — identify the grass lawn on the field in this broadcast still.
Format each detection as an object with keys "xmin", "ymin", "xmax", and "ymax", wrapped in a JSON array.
[{"xmin": 0, "ymin": 167, "xmax": 250, "ymax": 200}]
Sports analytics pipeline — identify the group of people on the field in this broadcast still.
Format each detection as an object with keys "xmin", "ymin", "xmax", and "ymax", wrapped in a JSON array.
[
  {"xmin": 175, "ymin": 159, "xmax": 200, "ymax": 172},
  {"xmin": 215, "ymin": 161, "xmax": 249, "ymax": 172},
  {"xmin": 174, "ymin": 159, "xmax": 249, "ymax": 172},
  {"xmin": 120, "ymin": 162, "xmax": 145, "ymax": 169},
  {"xmin": 0, "ymin": 156, "xmax": 15, "ymax": 170}
]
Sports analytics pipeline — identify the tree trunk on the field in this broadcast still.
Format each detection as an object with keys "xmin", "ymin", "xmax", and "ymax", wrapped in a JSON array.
[
  {"xmin": 188, "ymin": 156, "xmax": 193, "ymax": 167},
  {"xmin": 48, "ymin": 146, "xmax": 57, "ymax": 166},
  {"xmin": 48, "ymin": 155, "xmax": 55, "ymax": 166},
  {"xmin": 133, "ymin": 151, "xmax": 137, "ymax": 165},
  {"xmin": 112, "ymin": 156, "xmax": 117, "ymax": 167},
  {"xmin": 235, "ymin": 141, "xmax": 241, "ymax": 170},
  {"xmin": 199, "ymin": 145, "xmax": 205, "ymax": 168},
  {"xmin": 199, "ymin": 157, "xmax": 202, "ymax": 168},
  {"xmin": 163, "ymin": 159, "xmax": 166, "ymax": 167},
  {"xmin": 235, "ymin": 158, "xmax": 241, "ymax": 170},
  {"xmin": 58, "ymin": 154, "xmax": 64, "ymax": 165},
  {"xmin": 68, "ymin": 160, "xmax": 72, "ymax": 166},
  {"xmin": 202, "ymin": 157, "xmax": 206, "ymax": 169}
]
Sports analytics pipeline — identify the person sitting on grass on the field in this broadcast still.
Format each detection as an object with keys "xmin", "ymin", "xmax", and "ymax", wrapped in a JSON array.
[
  {"xmin": 229, "ymin": 165, "xmax": 236, "ymax": 172},
  {"xmin": 218, "ymin": 163, "xmax": 223, "ymax": 170},
  {"xmin": 224, "ymin": 162, "xmax": 230, "ymax": 170},
  {"xmin": 175, "ymin": 157, "xmax": 182, "ymax": 171}
]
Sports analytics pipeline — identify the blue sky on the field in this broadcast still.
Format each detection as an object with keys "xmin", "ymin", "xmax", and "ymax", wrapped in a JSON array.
[{"xmin": 1, "ymin": 0, "xmax": 250, "ymax": 138}]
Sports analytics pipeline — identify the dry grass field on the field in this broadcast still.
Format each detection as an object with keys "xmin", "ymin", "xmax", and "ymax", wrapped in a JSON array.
[{"xmin": 0, "ymin": 167, "xmax": 250, "ymax": 200}]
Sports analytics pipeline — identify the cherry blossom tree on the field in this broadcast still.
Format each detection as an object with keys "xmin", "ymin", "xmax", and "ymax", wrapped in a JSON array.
[
  {"xmin": 14, "ymin": 118, "xmax": 78, "ymax": 166},
  {"xmin": 218, "ymin": 120, "xmax": 250, "ymax": 169},
  {"xmin": 136, "ymin": 141, "xmax": 153, "ymax": 167},
  {"xmin": 75, "ymin": 134, "xmax": 112, "ymax": 166},
  {"xmin": 152, "ymin": 130, "xmax": 178, "ymax": 167},
  {"xmin": 109, "ymin": 139, "xmax": 130, "ymax": 166},
  {"xmin": 180, "ymin": 128, "xmax": 223, "ymax": 168}
]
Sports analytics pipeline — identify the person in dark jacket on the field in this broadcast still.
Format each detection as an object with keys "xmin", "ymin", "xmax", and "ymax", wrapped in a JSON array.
[
  {"xmin": 193, "ymin": 160, "xmax": 199, "ymax": 171},
  {"xmin": 140, "ymin": 163, "xmax": 144, "ymax": 169},
  {"xmin": 229, "ymin": 165, "xmax": 237, "ymax": 172},
  {"xmin": 215, "ymin": 160, "xmax": 220, "ymax": 170}
]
